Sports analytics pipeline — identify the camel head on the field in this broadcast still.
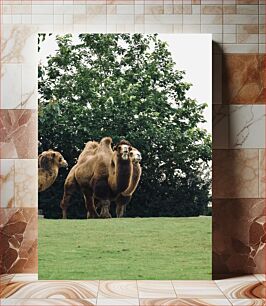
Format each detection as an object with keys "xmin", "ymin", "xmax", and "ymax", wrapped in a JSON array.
[
  {"xmin": 129, "ymin": 148, "xmax": 142, "ymax": 164},
  {"xmin": 113, "ymin": 140, "xmax": 132, "ymax": 161},
  {"xmin": 39, "ymin": 150, "xmax": 68, "ymax": 170}
]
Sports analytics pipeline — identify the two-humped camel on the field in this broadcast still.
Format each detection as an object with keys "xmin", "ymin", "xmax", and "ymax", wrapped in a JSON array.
[
  {"xmin": 38, "ymin": 150, "xmax": 68, "ymax": 192},
  {"xmin": 60, "ymin": 137, "xmax": 142, "ymax": 219}
]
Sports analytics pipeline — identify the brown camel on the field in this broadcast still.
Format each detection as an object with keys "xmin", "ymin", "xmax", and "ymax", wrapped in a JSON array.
[
  {"xmin": 115, "ymin": 147, "xmax": 142, "ymax": 217},
  {"xmin": 60, "ymin": 137, "xmax": 134, "ymax": 219},
  {"xmin": 38, "ymin": 150, "xmax": 68, "ymax": 192},
  {"xmin": 98, "ymin": 147, "xmax": 142, "ymax": 218}
]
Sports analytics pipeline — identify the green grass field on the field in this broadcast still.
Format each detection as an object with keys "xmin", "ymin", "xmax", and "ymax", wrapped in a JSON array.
[{"xmin": 38, "ymin": 217, "xmax": 211, "ymax": 280}]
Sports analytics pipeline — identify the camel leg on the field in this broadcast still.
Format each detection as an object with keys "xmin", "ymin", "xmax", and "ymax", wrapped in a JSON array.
[
  {"xmin": 116, "ymin": 203, "xmax": 126, "ymax": 218},
  {"xmin": 60, "ymin": 175, "xmax": 78, "ymax": 219},
  {"xmin": 61, "ymin": 191, "xmax": 72, "ymax": 219},
  {"xmin": 83, "ymin": 189, "xmax": 99, "ymax": 219},
  {"xmin": 99, "ymin": 200, "xmax": 112, "ymax": 219},
  {"xmin": 115, "ymin": 195, "xmax": 131, "ymax": 218},
  {"xmin": 93, "ymin": 178, "xmax": 110, "ymax": 219}
]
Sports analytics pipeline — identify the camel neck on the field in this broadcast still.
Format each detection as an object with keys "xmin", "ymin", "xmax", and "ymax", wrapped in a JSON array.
[
  {"xmin": 122, "ymin": 163, "xmax": 141, "ymax": 196},
  {"xmin": 113, "ymin": 156, "xmax": 132, "ymax": 195},
  {"xmin": 48, "ymin": 165, "xmax": 59, "ymax": 177}
]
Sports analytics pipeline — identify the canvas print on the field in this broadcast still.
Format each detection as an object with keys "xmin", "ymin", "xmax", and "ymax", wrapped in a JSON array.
[{"xmin": 38, "ymin": 33, "xmax": 212, "ymax": 280}]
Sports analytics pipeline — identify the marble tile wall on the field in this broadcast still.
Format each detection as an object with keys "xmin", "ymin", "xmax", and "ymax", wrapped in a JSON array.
[
  {"xmin": 0, "ymin": 0, "xmax": 265, "ymax": 280},
  {"xmin": 0, "ymin": 208, "xmax": 38, "ymax": 274}
]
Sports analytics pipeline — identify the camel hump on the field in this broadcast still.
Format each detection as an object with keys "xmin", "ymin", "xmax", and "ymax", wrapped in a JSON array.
[
  {"xmin": 100, "ymin": 137, "xmax": 112, "ymax": 146},
  {"xmin": 84, "ymin": 141, "xmax": 99, "ymax": 150},
  {"xmin": 98, "ymin": 137, "xmax": 113, "ymax": 152}
]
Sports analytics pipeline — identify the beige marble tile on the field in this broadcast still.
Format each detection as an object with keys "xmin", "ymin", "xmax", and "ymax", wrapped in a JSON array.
[
  {"xmin": 223, "ymin": 25, "xmax": 237, "ymax": 33},
  {"xmin": 223, "ymin": 44, "xmax": 259, "ymax": 55},
  {"xmin": 98, "ymin": 281, "xmax": 138, "ymax": 299},
  {"xmin": 108, "ymin": 14, "xmax": 134, "ymax": 25},
  {"xmin": 254, "ymin": 274, "xmax": 266, "ymax": 282},
  {"xmin": 116, "ymin": 5, "xmax": 134, "ymax": 14},
  {"xmin": 0, "ymin": 274, "xmax": 15, "ymax": 288},
  {"xmin": 0, "ymin": 110, "xmax": 37, "ymax": 159},
  {"xmin": 15, "ymin": 159, "xmax": 37, "ymax": 208},
  {"xmin": 73, "ymin": 5, "xmax": 86, "ymax": 14},
  {"xmin": 215, "ymin": 277, "xmax": 264, "ymax": 299},
  {"xmin": 259, "ymin": 44, "xmax": 265, "ymax": 54},
  {"xmin": 201, "ymin": 15, "xmax": 222, "ymax": 24},
  {"xmin": 223, "ymin": 15, "xmax": 258, "ymax": 25},
  {"xmin": 182, "ymin": 25, "xmax": 200, "ymax": 33},
  {"xmin": 1, "ymin": 26, "xmax": 38, "ymax": 64},
  {"xmin": 144, "ymin": 24, "xmax": 174, "ymax": 33},
  {"xmin": 1, "ymin": 64, "xmax": 22, "ymax": 109},
  {"xmin": 259, "ymin": 149, "xmax": 266, "ymax": 198},
  {"xmin": 135, "ymin": 24, "xmax": 145, "ymax": 32},
  {"xmin": 183, "ymin": 14, "xmax": 200, "ymax": 24},
  {"xmin": 0, "ymin": 159, "xmax": 15, "ymax": 208},
  {"xmin": 229, "ymin": 300, "xmax": 266, "ymax": 306},
  {"xmin": 11, "ymin": 274, "xmax": 38, "ymax": 282},
  {"xmin": 32, "ymin": 4, "xmax": 54, "ymax": 15},
  {"xmin": 213, "ymin": 149, "xmax": 259, "ymax": 198},
  {"xmin": 32, "ymin": 15, "xmax": 54, "ymax": 24},
  {"xmin": 192, "ymin": 5, "xmax": 200, "ymax": 14},
  {"xmin": 223, "ymin": 5, "xmax": 237, "ymax": 14},
  {"xmin": 135, "ymin": 3, "xmax": 144, "ymax": 14},
  {"xmin": 173, "ymin": 4, "xmax": 183, "ymax": 14},
  {"xmin": 237, "ymin": 4, "xmax": 259, "ymax": 14},
  {"xmin": 144, "ymin": 14, "xmax": 182, "ymax": 24},
  {"xmin": 87, "ymin": 5, "xmax": 107, "ymax": 15},
  {"xmin": 237, "ymin": 25, "xmax": 259, "ymax": 34},
  {"xmin": 96, "ymin": 299, "xmax": 139, "ymax": 305},
  {"xmin": 135, "ymin": 15, "xmax": 144, "ymax": 24},
  {"xmin": 1, "ymin": 62, "xmax": 37, "ymax": 109},
  {"xmin": 172, "ymin": 280, "xmax": 224, "ymax": 298},
  {"xmin": 139, "ymin": 298, "xmax": 232, "ymax": 305},
  {"xmin": 201, "ymin": 5, "xmax": 223, "ymax": 14},
  {"xmin": 138, "ymin": 281, "xmax": 176, "ymax": 299},
  {"xmin": 201, "ymin": 25, "xmax": 223, "ymax": 33},
  {"xmin": 0, "ymin": 299, "xmax": 96, "ymax": 305},
  {"xmin": 1, "ymin": 281, "xmax": 99, "ymax": 299},
  {"xmin": 144, "ymin": 5, "xmax": 164, "ymax": 15},
  {"xmin": 229, "ymin": 105, "xmax": 265, "ymax": 149},
  {"xmin": 259, "ymin": 34, "xmax": 265, "ymax": 43},
  {"xmin": 182, "ymin": 5, "xmax": 192, "ymax": 14},
  {"xmin": 21, "ymin": 64, "xmax": 38, "ymax": 109},
  {"xmin": 116, "ymin": 24, "xmax": 135, "ymax": 32},
  {"xmin": 224, "ymin": 33, "xmax": 237, "ymax": 43},
  {"xmin": 236, "ymin": 0, "xmax": 258, "ymax": 3},
  {"xmin": 237, "ymin": 33, "xmax": 259, "ymax": 44},
  {"xmin": 11, "ymin": 4, "xmax": 32, "ymax": 15}
]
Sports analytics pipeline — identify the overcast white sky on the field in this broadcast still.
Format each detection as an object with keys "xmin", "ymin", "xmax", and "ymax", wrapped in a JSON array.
[{"xmin": 39, "ymin": 34, "xmax": 212, "ymax": 133}]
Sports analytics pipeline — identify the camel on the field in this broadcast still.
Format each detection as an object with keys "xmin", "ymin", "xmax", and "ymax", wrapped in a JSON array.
[
  {"xmin": 98, "ymin": 147, "xmax": 142, "ymax": 218},
  {"xmin": 38, "ymin": 150, "xmax": 68, "ymax": 192},
  {"xmin": 60, "ymin": 137, "xmax": 141, "ymax": 219},
  {"xmin": 115, "ymin": 147, "xmax": 142, "ymax": 217}
]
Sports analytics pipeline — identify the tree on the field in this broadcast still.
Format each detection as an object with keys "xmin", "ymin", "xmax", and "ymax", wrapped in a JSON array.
[{"xmin": 38, "ymin": 33, "xmax": 211, "ymax": 219}]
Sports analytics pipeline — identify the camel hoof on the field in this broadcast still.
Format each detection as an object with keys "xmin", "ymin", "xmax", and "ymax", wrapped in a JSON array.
[
  {"xmin": 87, "ymin": 213, "xmax": 99, "ymax": 219},
  {"xmin": 99, "ymin": 213, "xmax": 112, "ymax": 219}
]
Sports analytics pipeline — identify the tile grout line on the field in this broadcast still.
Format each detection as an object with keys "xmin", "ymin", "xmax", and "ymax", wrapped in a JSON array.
[{"xmin": 171, "ymin": 279, "xmax": 179, "ymax": 299}]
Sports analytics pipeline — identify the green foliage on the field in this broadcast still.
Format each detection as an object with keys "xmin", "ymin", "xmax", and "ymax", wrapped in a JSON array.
[
  {"xmin": 38, "ymin": 33, "xmax": 211, "ymax": 219},
  {"xmin": 39, "ymin": 217, "xmax": 211, "ymax": 280}
]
